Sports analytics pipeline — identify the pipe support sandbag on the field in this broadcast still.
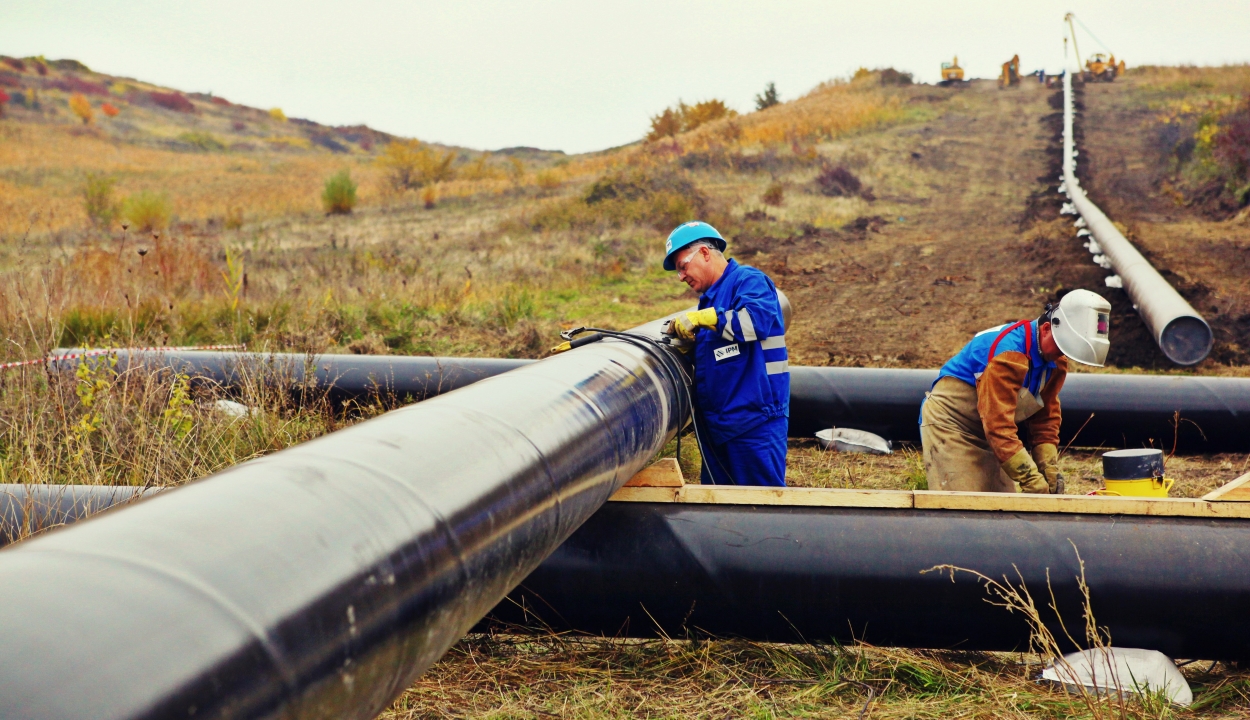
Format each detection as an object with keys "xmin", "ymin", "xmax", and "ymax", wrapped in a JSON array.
[
  {"xmin": 1062, "ymin": 72, "xmax": 1212, "ymax": 365},
  {"xmin": 486, "ymin": 502, "xmax": 1250, "ymax": 661},
  {"xmin": 788, "ymin": 366, "xmax": 1250, "ymax": 453},
  {"xmin": 0, "ymin": 316, "xmax": 689, "ymax": 720}
]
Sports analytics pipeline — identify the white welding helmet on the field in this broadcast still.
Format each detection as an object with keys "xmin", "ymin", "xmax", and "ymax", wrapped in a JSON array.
[{"xmin": 1049, "ymin": 289, "xmax": 1112, "ymax": 366}]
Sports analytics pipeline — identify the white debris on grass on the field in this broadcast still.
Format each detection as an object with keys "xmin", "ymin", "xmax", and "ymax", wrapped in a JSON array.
[
  {"xmin": 213, "ymin": 399, "xmax": 255, "ymax": 419},
  {"xmin": 1041, "ymin": 648, "xmax": 1192, "ymax": 706},
  {"xmin": 815, "ymin": 428, "xmax": 892, "ymax": 455},
  {"xmin": 1061, "ymin": 203, "xmax": 1077, "ymax": 215},
  {"xmin": 1093, "ymin": 254, "xmax": 1113, "ymax": 269},
  {"xmin": 1105, "ymin": 275, "xmax": 1123, "ymax": 289}
]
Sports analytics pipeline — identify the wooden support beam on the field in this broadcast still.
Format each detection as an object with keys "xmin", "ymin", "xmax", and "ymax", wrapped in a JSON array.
[
  {"xmin": 609, "ymin": 477, "xmax": 1250, "ymax": 519},
  {"xmin": 1202, "ymin": 472, "xmax": 1250, "ymax": 502},
  {"xmin": 623, "ymin": 458, "xmax": 684, "ymax": 488}
]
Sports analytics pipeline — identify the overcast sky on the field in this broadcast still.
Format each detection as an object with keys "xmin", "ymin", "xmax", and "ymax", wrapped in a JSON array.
[{"xmin": 3, "ymin": 1, "xmax": 1249, "ymax": 153}]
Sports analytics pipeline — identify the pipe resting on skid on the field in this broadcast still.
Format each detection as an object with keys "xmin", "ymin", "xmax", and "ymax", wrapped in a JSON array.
[
  {"xmin": 0, "ymin": 313, "xmax": 691, "ymax": 720},
  {"xmin": 1061, "ymin": 71, "xmax": 1212, "ymax": 365}
]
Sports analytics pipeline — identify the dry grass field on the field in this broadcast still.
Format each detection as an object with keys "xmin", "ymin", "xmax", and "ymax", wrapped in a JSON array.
[{"xmin": 3, "ymin": 55, "xmax": 1250, "ymax": 718}]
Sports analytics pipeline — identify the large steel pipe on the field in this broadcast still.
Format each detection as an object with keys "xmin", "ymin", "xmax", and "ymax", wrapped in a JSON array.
[
  {"xmin": 789, "ymin": 366, "xmax": 1250, "ymax": 453},
  {"xmin": 51, "ymin": 350, "xmax": 530, "ymax": 407},
  {"xmin": 0, "ymin": 316, "xmax": 689, "ymax": 719},
  {"xmin": 0, "ymin": 484, "xmax": 162, "ymax": 547},
  {"xmin": 485, "ymin": 501, "xmax": 1250, "ymax": 661},
  {"xmin": 49, "ymin": 348, "xmax": 1250, "ymax": 453},
  {"xmin": 1062, "ymin": 72, "xmax": 1212, "ymax": 365}
]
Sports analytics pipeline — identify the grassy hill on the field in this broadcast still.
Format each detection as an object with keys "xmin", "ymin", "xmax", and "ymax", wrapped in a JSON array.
[{"xmin": 4, "ymin": 54, "xmax": 1250, "ymax": 719}]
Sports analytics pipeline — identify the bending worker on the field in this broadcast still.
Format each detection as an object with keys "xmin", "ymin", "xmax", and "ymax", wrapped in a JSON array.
[
  {"xmin": 662, "ymin": 221, "xmax": 789, "ymax": 486},
  {"xmin": 921, "ymin": 289, "xmax": 1112, "ymax": 493}
]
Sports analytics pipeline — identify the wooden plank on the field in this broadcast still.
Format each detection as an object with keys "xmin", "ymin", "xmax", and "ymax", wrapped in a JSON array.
[
  {"xmin": 914, "ymin": 490, "xmax": 1250, "ymax": 519},
  {"xmin": 623, "ymin": 458, "xmax": 684, "ymax": 488},
  {"xmin": 608, "ymin": 474, "xmax": 1250, "ymax": 519},
  {"xmin": 1202, "ymin": 472, "xmax": 1250, "ymax": 502},
  {"xmin": 609, "ymin": 485, "xmax": 913, "ymax": 508}
]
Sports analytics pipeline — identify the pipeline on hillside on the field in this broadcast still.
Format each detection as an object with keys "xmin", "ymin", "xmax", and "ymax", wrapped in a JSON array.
[
  {"xmin": 0, "ymin": 313, "xmax": 691, "ymax": 720},
  {"xmin": 1061, "ymin": 71, "xmax": 1213, "ymax": 365},
  {"xmin": 484, "ymin": 501, "xmax": 1250, "ymax": 662},
  {"xmin": 50, "ymin": 349, "xmax": 1250, "ymax": 453}
]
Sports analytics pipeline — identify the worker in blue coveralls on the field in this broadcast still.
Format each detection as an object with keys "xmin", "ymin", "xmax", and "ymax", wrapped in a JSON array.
[{"xmin": 661, "ymin": 221, "xmax": 789, "ymax": 486}]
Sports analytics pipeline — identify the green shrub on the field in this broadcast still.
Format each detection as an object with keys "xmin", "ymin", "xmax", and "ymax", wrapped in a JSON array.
[
  {"xmin": 82, "ymin": 173, "xmax": 119, "ymax": 227},
  {"xmin": 754, "ymin": 82, "xmax": 780, "ymax": 111},
  {"xmin": 322, "ymin": 169, "xmax": 358, "ymax": 214},
  {"xmin": 530, "ymin": 169, "xmax": 709, "ymax": 231},
  {"xmin": 178, "ymin": 131, "xmax": 225, "ymax": 152},
  {"xmin": 121, "ymin": 191, "xmax": 173, "ymax": 231}
]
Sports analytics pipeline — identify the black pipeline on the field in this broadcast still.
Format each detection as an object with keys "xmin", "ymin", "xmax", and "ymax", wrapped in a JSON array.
[
  {"xmin": 53, "ymin": 351, "xmax": 1250, "ymax": 453},
  {"xmin": 0, "ymin": 484, "xmax": 162, "ymax": 547},
  {"xmin": 485, "ymin": 502, "xmax": 1250, "ymax": 662},
  {"xmin": 0, "ymin": 315, "xmax": 689, "ymax": 720},
  {"xmin": 789, "ymin": 367, "xmax": 1250, "ymax": 453}
]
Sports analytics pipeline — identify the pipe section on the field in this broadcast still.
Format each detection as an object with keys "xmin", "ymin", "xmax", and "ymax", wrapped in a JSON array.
[
  {"xmin": 49, "ymin": 349, "xmax": 1250, "ymax": 452},
  {"xmin": 789, "ymin": 366, "xmax": 1250, "ymax": 453},
  {"xmin": 0, "ymin": 484, "xmax": 163, "ymax": 547},
  {"xmin": 0, "ymin": 315, "xmax": 689, "ymax": 720},
  {"xmin": 52, "ymin": 350, "xmax": 530, "ymax": 407},
  {"xmin": 485, "ymin": 501, "xmax": 1250, "ymax": 661},
  {"xmin": 1062, "ymin": 72, "xmax": 1213, "ymax": 365}
]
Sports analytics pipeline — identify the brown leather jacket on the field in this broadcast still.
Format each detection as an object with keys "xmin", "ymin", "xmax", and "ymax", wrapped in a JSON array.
[{"xmin": 976, "ymin": 352, "xmax": 1068, "ymax": 463}]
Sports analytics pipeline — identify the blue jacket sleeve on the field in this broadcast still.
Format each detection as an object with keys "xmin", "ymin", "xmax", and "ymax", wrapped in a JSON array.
[{"xmin": 709, "ymin": 272, "xmax": 782, "ymax": 344}]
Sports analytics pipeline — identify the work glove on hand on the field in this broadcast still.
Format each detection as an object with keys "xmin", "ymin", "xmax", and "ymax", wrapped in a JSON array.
[
  {"xmin": 1003, "ymin": 448, "xmax": 1050, "ymax": 494},
  {"xmin": 1032, "ymin": 443, "xmax": 1065, "ymax": 495},
  {"xmin": 668, "ymin": 308, "xmax": 719, "ymax": 340}
]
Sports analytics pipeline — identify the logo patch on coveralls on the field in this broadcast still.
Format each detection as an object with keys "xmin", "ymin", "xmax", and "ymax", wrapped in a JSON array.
[{"xmin": 714, "ymin": 344, "xmax": 741, "ymax": 361}]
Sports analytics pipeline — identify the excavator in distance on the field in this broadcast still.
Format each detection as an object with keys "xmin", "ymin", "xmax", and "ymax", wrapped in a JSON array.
[
  {"xmin": 999, "ymin": 55, "xmax": 1020, "ymax": 88},
  {"xmin": 939, "ymin": 56, "xmax": 965, "ymax": 87}
]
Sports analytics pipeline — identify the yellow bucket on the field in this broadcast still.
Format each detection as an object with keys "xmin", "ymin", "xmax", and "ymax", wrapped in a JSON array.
[{"xmin": 1096, "ymin": 476, "xmax": 1174, "ymax": 498}]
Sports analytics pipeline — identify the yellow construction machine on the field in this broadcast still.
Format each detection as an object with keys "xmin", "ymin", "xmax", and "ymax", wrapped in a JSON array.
[
  {"xmin": 999, "ymin": 55, "xmax": 1020, "ymax": 88},
  {"xmin": 1085, "ymin": 52, "xmax": 1125, "ymax": 82},
  {"xmin": 939, "ymin": 56, "xmax": 965, "ymax": 87},
  {"xmin": 1065, "ymin": 13, "xmax": 1126, "ymax": 82}
]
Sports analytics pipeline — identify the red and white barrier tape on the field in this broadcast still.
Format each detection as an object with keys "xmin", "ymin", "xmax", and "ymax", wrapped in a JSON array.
[{"xmin": 0, "ymin": 345, "xmax": 246, "ymax": 372}]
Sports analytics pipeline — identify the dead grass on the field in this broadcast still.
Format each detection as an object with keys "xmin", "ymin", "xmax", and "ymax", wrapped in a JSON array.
[{"xmin": 383, "ymin": 631, "xmax": 1250, "ymax": 719}]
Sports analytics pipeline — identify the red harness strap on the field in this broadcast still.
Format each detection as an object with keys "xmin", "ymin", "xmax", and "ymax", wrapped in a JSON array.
[{"xmin": 987, "ymin": 320, "xmax": 1032, "ymax": 364}]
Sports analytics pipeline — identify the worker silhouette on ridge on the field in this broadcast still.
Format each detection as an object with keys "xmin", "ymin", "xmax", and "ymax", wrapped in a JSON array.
[
  {"xmin": 662, "ymin": 221, "xmax": 790, "ymax": 486},
  {"xmin": 921, "ymin": 290, "xmax": 1112, "ymax": 494}
]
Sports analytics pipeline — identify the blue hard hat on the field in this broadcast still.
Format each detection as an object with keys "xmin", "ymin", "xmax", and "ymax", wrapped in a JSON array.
[{"xmin": 663, "ymin": 221, "xmax": 727, "ymax": 271}]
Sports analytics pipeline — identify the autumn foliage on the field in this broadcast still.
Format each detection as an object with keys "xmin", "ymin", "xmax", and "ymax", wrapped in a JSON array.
[
  {"xmin": 101, "ymin": 102, "xmax": 120, "ymax": 118},
  {"xmin": 646, "ymin": 100, "xmax": 736, "ymax": 141},
  {"xmin": 69, "ymin": 93, "xmax": 94, "ymax": 124}
]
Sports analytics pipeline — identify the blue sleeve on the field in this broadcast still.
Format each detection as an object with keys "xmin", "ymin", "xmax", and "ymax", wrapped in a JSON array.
[{"xmin": 710, "ymin": 271, "xmax": 782, "ymax": 344}]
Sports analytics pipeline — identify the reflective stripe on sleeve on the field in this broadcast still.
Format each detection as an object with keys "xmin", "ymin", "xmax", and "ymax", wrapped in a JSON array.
[
  {"xmin": 738, "ymin": 309, "xmax": 757, "ymax": 342},
  {"xmin": 766, "ymin": 360, "xmax": 789, "ymax": 375},
  {"xmin": 760, "ymin": 335, "xmax": 786, "ymax": 350},
  {"xmin": 721, "ymin": 310, "xmax": 734, "ymax": 341}
]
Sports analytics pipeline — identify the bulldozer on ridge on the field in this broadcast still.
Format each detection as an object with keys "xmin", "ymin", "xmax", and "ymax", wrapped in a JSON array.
[{"xmin": 939, "ymin": 56, "xmax": 965, "ymax": 87}]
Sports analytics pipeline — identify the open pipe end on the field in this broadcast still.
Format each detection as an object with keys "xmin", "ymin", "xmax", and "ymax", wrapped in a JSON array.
[{"xmin": 1160, "ymin": 315, "xmax": 1214, "ymax": 366}]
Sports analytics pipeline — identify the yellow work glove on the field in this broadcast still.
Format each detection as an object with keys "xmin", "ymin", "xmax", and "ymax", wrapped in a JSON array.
[
  {"xmin": 1032, "ymin": 443, "xmax": 1065, "ymax": 495},
  {"xmin": 669, "ymin": 308, "xmax": 719, "ymax": 340},
  {"xmin": 1003, "ymin": 448, "xmax": 1050, "ymax": 494}
]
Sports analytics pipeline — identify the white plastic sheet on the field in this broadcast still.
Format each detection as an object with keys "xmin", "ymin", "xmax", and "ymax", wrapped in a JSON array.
[{"xmin": 1042, "ymin": 648, "xmax": 1192, "ymax": 706}]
